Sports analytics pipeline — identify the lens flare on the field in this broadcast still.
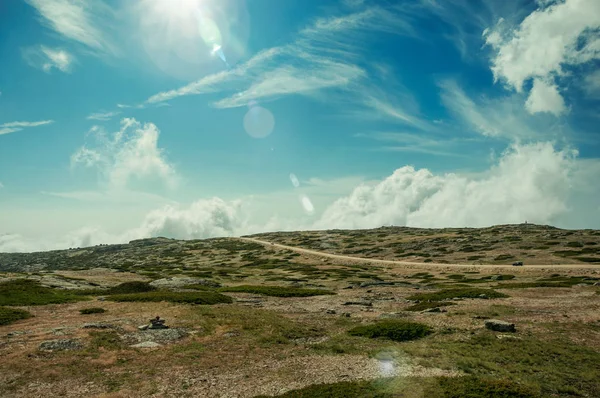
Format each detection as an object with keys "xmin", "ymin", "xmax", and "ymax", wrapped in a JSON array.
[
  {"xmin": 243, "ymin": 105, "xmax": 275, "ymax": 138},
  {"xmin": 289, "ymin": 173, "xmax": 300, "ymax": 188},
  {"xmin": 300, "ymin": 195, "xmax": 315, "ymax": 214}
]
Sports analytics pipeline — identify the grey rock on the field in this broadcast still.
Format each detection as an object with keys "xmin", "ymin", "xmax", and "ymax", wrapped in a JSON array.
[
  {"xmin": 126, "ymin": 328, "xmax": 187, "ymax": 345},
  {"xmin": 6, "ymin": 331, "xmax": 26, "ymax": 337},
  {"xmin": 131, "ymin": 341, "xmax": 162, "ymax": 349},
  {"xmin": 326, "ymin": 309, "xmax": 336, "ymax": 314},
  {"xmin": 138, "ymin": 325, "xmax": 149, "ymax": 331},
  {"xmin": 341, "ymin": 312, "xmax": 351, "ymax": 317},
  {"xmin": 485, "ymin": 319, "xmax": 516, "ymax": 333},
  {"xmin": 478, "ymin": 294, "xmax": 489, "ymax": 299},
  {"xmin": 39, "ymin": 339, "xmax": 83, "ymax": 351}
]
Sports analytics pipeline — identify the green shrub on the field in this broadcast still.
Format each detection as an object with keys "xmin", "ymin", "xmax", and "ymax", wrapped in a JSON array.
[
  {"xmin": 405, "ymin": 301, "xmax": 456, "ymax": 311},
  {"xmin": 407, "ymin": 288, "xmax": 508, "ymax": 302},
  {"xmin": 80, "ymin": 307, "xmax": 106, "ymax": 315},
  {"xmin": 254, "ymin": 379, "xmax": 393, "ymax": 398},
  {"xmin": 434, "ymin": 376, "xmax": 540, "ymax": 398},
  {"xmin": 219, "ymin": 285, "xmax": 335, "ymax": 297},
  {"xmin": 0, "ymin": 306, "xmax": 33, "ymax": 326},
  {"xmin": 566, "ymin": 241, "xmax": 584, "ymax": 248},
  {"xmin": 107, "ymin": 281, "xmax": 156, "ymax": 294},
  {"xmin": 107, "ymin": 291, "xmax": 233, "ymax": 305},
  {"xmin": 348, "ymin": 321, "xmax": 432, "ymax": 342},
  {"xmin": 89, "ymin": 330, "xmax": 124, "ymax": 351},
  {"xmin": 0, "ymin": 279, "xmax": 84, "ymax": 306}
]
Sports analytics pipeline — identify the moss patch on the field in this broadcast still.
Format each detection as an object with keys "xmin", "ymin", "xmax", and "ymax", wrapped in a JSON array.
[
  {"xmin": 0, "ymin": 279, "xmax": 84, "ymax": 306},
  {"xmin": 348, "ymin": 321, "xmax": 432, "ymax": 342},
  {"xmin": 219, "ymin": 285, "xmax": 335, "ymax": 297},
  {"xmin": 0, "ymin": 306, "xmax": 33, "ymax": 326},
  {"xmin": 107, "ymin": 291, "xmax": 233, "ymax": 305},
  {"xmin": 407, "ymin": 288, "xmax": 508, "ymax": 302}
]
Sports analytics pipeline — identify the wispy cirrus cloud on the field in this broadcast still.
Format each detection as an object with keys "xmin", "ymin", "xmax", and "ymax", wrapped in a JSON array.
[
  {"xmin": 86, "ymin": 110, "xmax": 121, "ymax": 121},
  {"xmin": 26, "ymin": 0, "xmax": 115, "ymax": 54},
  {"xmin": 354, "ymin": 131, "xmax": 472, "ymax": 157},
  {"xmin": 146, "ymin": 4, "xmax": 415, "ymax": 109},
  {"xmin": 0, "ymin": 120, "xmax": 54, "ymax": 136},
  {"xmin": 22, "ymin": 46, "xmax": 75, "ymax": 73}
]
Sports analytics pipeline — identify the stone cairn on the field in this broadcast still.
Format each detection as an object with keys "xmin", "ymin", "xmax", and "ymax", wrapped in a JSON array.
[{"xmin": 138, "ymin": 316, "xmax": 169, "ymax": 331}]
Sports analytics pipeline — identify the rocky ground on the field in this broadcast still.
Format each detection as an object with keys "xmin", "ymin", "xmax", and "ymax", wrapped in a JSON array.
[{"xmin": 0, "ymin": 224, "xmax": 599, "ymax": 397}]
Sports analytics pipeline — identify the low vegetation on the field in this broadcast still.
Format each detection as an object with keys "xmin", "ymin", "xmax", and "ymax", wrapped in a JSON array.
[
  {"xmin": 219, "ymin": 285, "xmax": 335, "ymax": 297},
  {"xmin": 407, "ymin": 288, "xmax": 508, "ymax": 302},
  {"xmin": 348, "ymin": 321, "xmax": 432, "ymax": 342},
  {"xmin": 107, "ymin": 281, "xmax": 156, "ymax": 294},
  {"xmin": 107, "ymin": 291, "xmax": 233, "ymax": 304},
  {"xmin": 79, "ymin": 307, "xmax": 106, "ymax": 315},
  {"xmin": 405, "ymin": 301, "xmax": 456, "ymax": 311},
  {"xmin": 0, "ymin": 279, "xmax": 84, "ymax": 306},
  {"xmin": 0, "ymin": 306, "xmax": 33, "ymax": 326}
]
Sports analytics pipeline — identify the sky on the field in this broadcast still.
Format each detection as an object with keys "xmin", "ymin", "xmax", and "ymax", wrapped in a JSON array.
[{"xmin": 0, "ymin": 0, "xmax": 599, "ymax": 252}]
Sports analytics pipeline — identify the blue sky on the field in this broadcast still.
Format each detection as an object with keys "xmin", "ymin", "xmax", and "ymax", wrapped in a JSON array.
[{"xmin": 0, "ymin": 0, "xmax": 599, "ymax": 252}]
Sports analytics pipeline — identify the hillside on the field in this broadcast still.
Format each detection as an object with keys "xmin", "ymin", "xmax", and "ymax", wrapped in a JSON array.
[{"xmin": 0, "ymin": 224, "xmax": 599, "ymax": 397}]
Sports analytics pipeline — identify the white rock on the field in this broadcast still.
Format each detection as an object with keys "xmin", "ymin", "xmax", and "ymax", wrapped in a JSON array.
[{"xmin": 130, "ymin": 341, "xmax": 162, "ymax": 348}]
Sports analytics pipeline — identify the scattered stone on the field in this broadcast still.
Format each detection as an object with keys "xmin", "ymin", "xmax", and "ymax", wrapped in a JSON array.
[
  {"xmin": 496, "ymin": 334, "xmax": 522, "ymax": 340},
  {"xmin": 83, "ymin": 323, "xmax": 113, "ymax": 329},
  {"xmin": 98, "ymin": 297, "xmax": 106, "ymax": 301},
  {"xmin": 149, "ymin": 277, "xmax": 220, "ymax": 289},
  {"xmin": 478, "ymin": 294, "xmax": 489, "ymax": 299},
  {"xmin": 341, "ymin": 313, "xmax": 351, "ymax": 317},
  {"xmin": 131, "ymin": 341, "xmax": 162, "ymax": 349},
  {"xmin": 138, "ymin": 324, "xmax": 149, "ymax": 331},
  {"xmin": 223, "ymin": 330, "xmax": 240, "ymax": 338},
  {"xmin": 51, "ymin": 327, "xmax": 73, "ymax": 336},
  {"xmin": 359, "ymin": 281, "xmax": 396, "ymax": 288},
  {"xmin": 326, "ymin": 309, "xmax": 336, "ymax": 314},
  {"xmin": 485, "ymin": 319, "xmax": 516, "ymax": 333},
  {"xmin": 343, "ymin": 301, "xmax": 373, "ymax": 307},
  {"xmin": 125, "ymin": 328, "xmax": 188, "ymax": 345},
  {"xmin": 472, "ymin": 315, "xmax": 490, "ymax": 320},
  {"xmin": 378, "ymin": 312, "xmax": 408, "ymax": 319},
  {"xmin": 343, "ymin": 285, "xmax": 354, "ymax": 289},
  {"xmin": 6, "ymin": 331, "xmax": 26, "ymax": 337},
  {"xmin": 39, "ymin": 339, "xmax": 83, "ymax": 351},
  {"xmin": 421, "ymin": 307, "xmax": 446, "ymax": 313}
]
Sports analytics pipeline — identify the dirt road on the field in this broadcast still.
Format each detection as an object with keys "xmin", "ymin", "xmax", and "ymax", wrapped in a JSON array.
[{"xmin": 238, "ymin": 237, "xmax": 600, "ymax": 271}]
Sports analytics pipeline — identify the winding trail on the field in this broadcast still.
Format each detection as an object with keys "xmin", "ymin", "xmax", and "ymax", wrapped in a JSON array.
[{"xmin": 238, "ymin": 237, "xmax": 600, "ymax": 271}]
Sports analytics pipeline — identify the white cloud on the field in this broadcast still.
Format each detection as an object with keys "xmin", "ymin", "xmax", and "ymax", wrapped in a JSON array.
[
  {"xmin": 22, "ymin": 46, "xmax": 75, "ymax": 73},
  {"xmin": 26, "ymin": 0, "xmax": 114, "ymax": 53},
  {"xmin": 71, "ymin": 118, "xmax": 179, "ymax": 190},
  {"xmin": 583, "ymin": 69, "xmax": 600, "ymax": 98},
  {"xmin": 86, "ymin": 111, "xmax": 121, "ymax": 121},
  {"xmin": 146, "ymin": 5, "xmax": 413, "ymax": 108},
  {"xmin": 315, "ymin": 142, "xmax": 579, "ymax": 229},
  {"xmin": 525, "ymin": 78, "xmax": 568, "ymax": 116},
  {"xmin": 0, "ymin": 120, "xmax": 54, "ymax": 136},
  {"xmin": 484, "ymin": 0, "xmax": 600, "ymax": 113}
]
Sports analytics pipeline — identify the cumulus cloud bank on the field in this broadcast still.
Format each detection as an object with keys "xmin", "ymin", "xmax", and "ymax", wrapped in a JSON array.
[
  {"xmin": 71, "ymin": 118, "xmax": 178, "ymax": 189},
  {"xmin": 3, "ymin": 141, "xmax": 597, "ymax": 253},
  {"xmin": 316, "ymin": 142, "xmax": 579, "ymax": 229}
]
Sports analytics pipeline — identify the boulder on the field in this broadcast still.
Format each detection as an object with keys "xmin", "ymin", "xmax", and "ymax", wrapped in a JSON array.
[
  {"xmin": 485, "ymin": 319, "xmax": 516, "ymax": 333},
  {"xmin": 138, "ymin": 324, "xmax": 149, "ymax": 331},
  {"xmin": 326, "ymin": 309, "xmax": 336, "ymax": 314}
]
